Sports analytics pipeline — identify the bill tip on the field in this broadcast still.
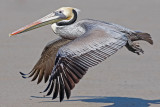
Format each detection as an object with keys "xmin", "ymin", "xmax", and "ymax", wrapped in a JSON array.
[
  {"xmin": 9, "ymin": 33, "xmax": 12, "ymax": 37},
  {"xmin": 9, "ymin": 33, "xmax": 15, "ymax": 37}
]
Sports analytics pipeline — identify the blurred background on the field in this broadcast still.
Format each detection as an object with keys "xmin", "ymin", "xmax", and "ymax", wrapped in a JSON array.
[{"xmin": 0, "ymin": 0, "xmax": 160, "ymax": 107}]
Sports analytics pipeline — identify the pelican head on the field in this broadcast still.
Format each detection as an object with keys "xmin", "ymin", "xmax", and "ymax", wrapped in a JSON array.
[{"xmin": 9, "ymin": 7, "xmax": 80, "ymax": 36}]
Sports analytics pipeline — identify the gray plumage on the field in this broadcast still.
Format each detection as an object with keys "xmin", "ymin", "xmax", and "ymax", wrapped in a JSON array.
[{"xmin": 18, "ymin": 7, "xmax": 153, "ymax": 102}]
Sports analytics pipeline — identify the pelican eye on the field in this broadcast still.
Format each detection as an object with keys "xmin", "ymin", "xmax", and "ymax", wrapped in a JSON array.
[{"xmin": 59, "ymin": 11, "xmax": 62, "ymax": 13}]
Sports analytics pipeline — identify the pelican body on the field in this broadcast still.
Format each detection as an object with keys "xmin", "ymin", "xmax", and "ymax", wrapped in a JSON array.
[{"xmin": 10, "ymin": 7, "xmax": 153, "ymax": 102}]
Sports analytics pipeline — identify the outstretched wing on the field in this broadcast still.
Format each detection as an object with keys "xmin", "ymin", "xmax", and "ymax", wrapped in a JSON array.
[
  {"xmin": 44, "ymin": 29, "xmax": 128, "ymax": 101},
  {"xmin": 20, "ymin": 38, "xmax": 71, "ymax": 84}
]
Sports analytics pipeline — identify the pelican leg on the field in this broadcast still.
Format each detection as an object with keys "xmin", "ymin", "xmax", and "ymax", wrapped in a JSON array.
[{"xmin": 125, "ymin": 35, "xmax": 144, "ymax": 55}]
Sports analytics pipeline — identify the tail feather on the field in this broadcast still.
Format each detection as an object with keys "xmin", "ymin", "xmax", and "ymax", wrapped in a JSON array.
[
  {"xmin": 130, "ymin": 32, "xmax": 153, "ymax": 45},
  {"xmin": 136, "ymin": 32, "xmax": 153, "ymax": 45}
]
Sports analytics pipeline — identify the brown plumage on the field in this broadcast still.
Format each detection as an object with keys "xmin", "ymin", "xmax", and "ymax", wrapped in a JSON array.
[
  {"xmin": 40, "ymin": 29, "xmax": 128, "ymax": 101},
  {"xmin": 130, "ymin": 32, "xmax": 153, "ymax": 44},
  {"xmin": 10, "ymin": 7, "xmax": 153, "ymax": 102},
  {"xmin": 21, "ymin": 38, "xmax": 71, "ymax": 84},
  {"xmin": 20, "ymin": 29, "xmax": 153, "ymax": 102}
]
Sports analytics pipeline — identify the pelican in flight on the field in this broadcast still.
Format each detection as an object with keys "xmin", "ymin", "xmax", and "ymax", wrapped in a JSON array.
[{"xmin": 10, "ymin": 7, "xmax": 153, "ymax": 102}]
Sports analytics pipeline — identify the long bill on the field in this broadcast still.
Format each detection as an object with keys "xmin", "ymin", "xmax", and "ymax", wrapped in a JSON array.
[{"xmin": 9, "ymin": 13, "xmax": 63, "ymax": 36}]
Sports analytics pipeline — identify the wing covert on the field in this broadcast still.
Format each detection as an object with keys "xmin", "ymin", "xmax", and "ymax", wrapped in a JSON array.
[{"xmin": 44, "ymin": 28, "xmax": 128, "ymax": 101}]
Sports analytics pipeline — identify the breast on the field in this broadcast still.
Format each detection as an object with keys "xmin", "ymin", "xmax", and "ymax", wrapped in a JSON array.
[{"xmin": 51, "ymin": 23, "xmax": 86, "ymax": 40}]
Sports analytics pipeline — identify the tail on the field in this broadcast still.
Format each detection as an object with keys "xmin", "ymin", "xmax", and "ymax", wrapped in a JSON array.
[
  {"xmin": 131, "ymin": 32, "xmax": 153, "ymax": 45},
  {"xmin": 125, "ymin": 31, "xmax": 153, "ymax": 55}
]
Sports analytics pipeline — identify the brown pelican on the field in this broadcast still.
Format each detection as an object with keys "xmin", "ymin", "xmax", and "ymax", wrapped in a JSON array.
[{"xmin": 10, "ymin": 7, "xmax": 153, "ymax": 102}]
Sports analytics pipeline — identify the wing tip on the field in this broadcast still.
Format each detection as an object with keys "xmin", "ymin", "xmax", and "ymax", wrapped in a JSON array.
[{"xmin": 19, "ymin": 71, "xmax": 25, "ymax": 75}]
